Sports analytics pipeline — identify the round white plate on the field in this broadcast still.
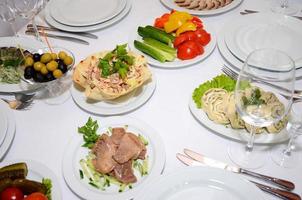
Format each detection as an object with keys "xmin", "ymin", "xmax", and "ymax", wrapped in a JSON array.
[
  {"xmin": 217, "ymin": 25, "xmax": 302, "ymax": 80},
  {"xmin": 44, "ymin": 0, "xmax": 132, "ymax": 32},
  {"xmin": 50, "ymin": 0, "xmax": 126, "ymax": 26},
  {"xmin": 0, "ymin": 159, "xmax": 62, "ymax": 200},
  {"xmin": 136, "ymin": 166, "xmax": 264, "ymax": 200},
  {"xmin": 71, "ymin": 75, "xmax": 156, "ymax": 115},
  {"xmin": 0, "ymin": 103, "xmax": 8, "ymax": 147},
  {"xmin": 224, "ymin": 13, "xmax": 302, "ymax": 69},
  {"xmin": 0, "ymin": 37, "xmax": 45, "ymax": 93},
  {"xmin": 128, "ymin": 20, "xmax": 216, "ymax": 68},
  {"xmin": 0, "ymin": 100, "xmax": 15, "ymax": 160},
  {"xmin": 62, "ymin": 116, "xmax": 166, "ymax": 200},
  {"xmin": 160, "ymin": 0, "xmax": 242, "ymax": 16},
  {"xmin": 188, "ymin": 97, "xmax": 289, "ymax": 144}
]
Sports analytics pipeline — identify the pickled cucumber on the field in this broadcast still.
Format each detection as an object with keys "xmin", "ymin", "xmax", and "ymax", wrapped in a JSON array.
[{"xmin": 0, "ymin": 162, "xmax": 28, "ymax": 180}]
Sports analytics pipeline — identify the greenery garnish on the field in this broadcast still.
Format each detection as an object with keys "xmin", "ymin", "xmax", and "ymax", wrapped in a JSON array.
[
  {"xmin": 78, "ymin": 117, "xmax": 100, "ymax": 149},
  {"xmin": 42, "ymin": 178, "xmax": 52, "ymax": 200},
  {"xmin": 98, "ymin": 44, "xmax": 134, "ymax": 79},
  {"xmin": 193, "ymin": 74, "xmax": 236, "ymax": 108},
  {"xmin": 242, "ymin": 88, "xmax": 266, "ymax": 106}
]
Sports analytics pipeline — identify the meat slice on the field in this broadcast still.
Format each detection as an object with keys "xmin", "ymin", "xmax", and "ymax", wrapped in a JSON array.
[
  {"xmin": 112, "ymin": 160, "xmax": 137, "ymax": 184},
  {"xmin": 110, "ymin": 127, "xmax": 126, "ymax": 145},
  {"xmin": 92, "ymin": 134, "xmax": 117, "ymax": 174},
  {"xmin": 113, "ymin": 132, "xmax": 146, "ymax": 164}
]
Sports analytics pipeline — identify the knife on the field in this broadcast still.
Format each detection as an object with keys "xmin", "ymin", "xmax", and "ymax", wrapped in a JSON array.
[
  {"xmin": 25, "ymin": 30, "xmax": 89, "ymax": 45},
  {"xmin": 182, "ymin": 149, "xmax": 295, "ymax": 191},
  {"xmin": 176, "ymin": 153, "xmax": 301, "ymax": 200},
  {"xmin": 27, "ymin": 24, "xmax": 98, "ymax": 39}
]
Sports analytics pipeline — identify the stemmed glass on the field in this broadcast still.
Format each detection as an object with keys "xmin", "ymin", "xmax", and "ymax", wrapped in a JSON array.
[
  {"xmin": 228, "ymin": 48, "xmax": 295, "ymax": 169},
  {"xmin": 0, "ymin": 3, "xmax": 18, "ymax": 37},
  {"xmin": 271, "ymin": 0, "xmax": 298, "ymax": 15},
  {"xmin": 271, "ymin": 101, "xmax": 302, "ymax": 168}
]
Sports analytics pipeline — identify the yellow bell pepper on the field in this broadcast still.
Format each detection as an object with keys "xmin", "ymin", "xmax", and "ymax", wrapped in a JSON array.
[
  {"xmin": 164, "ymin": 11, "xmax": 193, "ymax": 33},
  {"xmin": 175, "ymin": 22, "xmax": 197, "ymax": 36},
  {"xmin": 169, "ymin": 11, "xmax": 193, "ymax": 22}
]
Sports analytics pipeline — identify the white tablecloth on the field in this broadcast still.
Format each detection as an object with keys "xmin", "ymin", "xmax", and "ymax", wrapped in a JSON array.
[{"xmin": 1, "ymin": 0, "xmax": 302, "ymax": 199}]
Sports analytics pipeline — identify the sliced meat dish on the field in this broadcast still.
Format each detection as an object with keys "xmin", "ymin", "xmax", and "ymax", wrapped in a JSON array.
[
  {"xmin": 92, "ymin": 134, "xmax": 117, "ymax": 174},
  {"xmin": 113, "ymin": 132, "xmax": 146, "ymax": 164},
  {"xmin": 111, "ymin": 160, "xmax": 137, "ymax": 184},
  {"xmin": 110, "ymin": 127, "xmax": 126, "ymax": 145}
]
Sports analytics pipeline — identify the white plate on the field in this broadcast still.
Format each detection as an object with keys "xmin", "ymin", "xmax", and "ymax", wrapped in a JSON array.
[
  {"xmin": 217, "ymin": 24, "xmax": 302, "ymax": 80},
  {"xmin": 224, "ymin": 13, "xmax": 302, "ymax": 69},
  {"xmin": 136, "ymin": 166, "xmax": 264, "ymax": 200},
  {"xmin": 128, "ymin": 20, "xmax": 216, "ymax": 68},
  {"xmin": 0, "ymin": 159, "xmax": 62, "ymax": 200},
  {"xmin": 50, "ymin": 0, "xmax": 126, "ymax": 26},
  {"xmin": 62, "ymin": 116, "xmax": 166, "ymax": 200},
  {"xmin": 0, "ymin": 103, "xmax": 8, "ymax": 146},
  {"xmin": 44, "ymin": 0, "xmax": 132, "ymax": 32},
  {"xmin": 160, "ymin": 0, "xmax": 242, "ymax": 16},
  {"xmin": 0, "ymin": 37, "xmax": 45, "ymax": 93},
  {"xmin": 188, "ymin": 97, "xmax": 289, "ymax": 144},
  {"xmin": 0, "ymin": 100, "xmax": 15, "ymax": 160},
  {"xmin": 71, "ymin": 75, "xmax": 156, "ymax": 115}
]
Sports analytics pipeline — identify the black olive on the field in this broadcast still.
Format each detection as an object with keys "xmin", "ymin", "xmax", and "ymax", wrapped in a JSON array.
[
  {"xmin": 33, "ymin": 72, "xmax": 45, "ymax": 82},
  {"xmin": 33, "ymin": 53, "xmax": 41, "ymax": 62},
  {"xmin": 24, "ymin": 67, "xmax": 35, "ymax": 79},
  {"xmin": 45, "ymin": 72, "xmax": 55, "ymax": 81},
  {"xmin": 57, "ymin": 62, "xmax": 67, "ymax": 73}
]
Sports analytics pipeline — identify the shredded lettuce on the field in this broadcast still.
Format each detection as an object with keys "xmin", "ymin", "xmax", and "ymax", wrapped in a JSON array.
[
  {"xmin": 192, "ymin": 74, "xmax": 236, "ymax": 108},
  {"xmin": 42, "ymin": 178, "xmax": 52, "ymax": 200}
]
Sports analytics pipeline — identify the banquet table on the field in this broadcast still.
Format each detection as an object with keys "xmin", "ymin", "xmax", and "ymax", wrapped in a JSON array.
[{"xmin": 1, "ymin": 0, "xmax": 302, "ymax": 199}]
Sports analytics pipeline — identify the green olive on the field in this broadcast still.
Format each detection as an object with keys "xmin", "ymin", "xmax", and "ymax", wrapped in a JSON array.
[
  {"xmin": 40, "ymin": 53, "xmax": 52, "ymax": 63},
  {"xmin": 51, "ymin": 53, "xmax": 57, "ymax": 60},
  {"xmin": 33, "ymin": 62, "xmax": 45, "ymax": 71},
  {"xmin": 25, "ymin": 57, "xmax": 34, "ymax": 67},
  {"xmin": 46, "ymin": 60, "xmax": 58, "ymax": 71},
  {"xmin": 40, "ymin": 66, "xmax": 48, "ymax": 75},
  {"xmin": 63, "ymin": 56, "xmax": 73, "ymax": 66},
  {"xmin": 58, "ymin": 51, "xmax": 67, "ymax": 60},
  {"xmin": 53, "ymin": 69, "xmax": 63, "ymax": 79}
]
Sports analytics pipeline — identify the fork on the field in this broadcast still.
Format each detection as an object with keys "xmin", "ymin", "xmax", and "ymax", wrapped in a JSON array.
[
  {"xmin": 1, "ymin": 93, "xmax": 35, "ymax": 110},
  {"xmin": 221, "ymin": 65, "xmax": 302, "ymax": 100},
  {"xmin": 240, "ymin": 9, "xmax": 302, "ymax": 20}
]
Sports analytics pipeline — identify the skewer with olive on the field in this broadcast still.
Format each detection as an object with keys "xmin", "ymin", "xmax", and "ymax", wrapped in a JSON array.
[{"xmin": 24, "ymin": 50, "xmax": 73, "ymax": 83}]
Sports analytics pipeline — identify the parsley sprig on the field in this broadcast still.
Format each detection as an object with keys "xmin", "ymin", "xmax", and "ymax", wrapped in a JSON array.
[
  {"xmin": 78, "ymin": 117, "xmax": 100, "ymax": 149},
  {"xmin": 242, "ymin": 88, "xmax": 266, "ymax": 106},
  {"xmin": 98, "ymin": 44, "xmax": 134, "ymax": 79}
]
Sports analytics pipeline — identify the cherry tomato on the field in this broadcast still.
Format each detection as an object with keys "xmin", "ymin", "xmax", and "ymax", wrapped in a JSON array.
[
  {"xmin": 174, "ymin": 31, "xmax": 197, "ymax": 47},
  {"xmin": 24, "ymin": 192, "xmax": 48, "ymax": 200},
  {"xmin": 190, "ymin": 16, "xmax": 203, "ymax": 29},
  {"xmin": 0, "ymin": 187, "xmax": 24, "ymax": 200},
  {"xmin": 194, "ymin": 28, "xmax": 211, "ymax": 46},
  {"xmin": 177, "ymin": 40, "xmax": 204, "ymax": 60}
]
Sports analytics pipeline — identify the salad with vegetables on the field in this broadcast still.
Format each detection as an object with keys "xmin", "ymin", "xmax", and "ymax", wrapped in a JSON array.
[
  {"xmin": 134, "ymin": 10, "xmax": 211, "ymax": 62},
  {"xmin": 77, "ymin": 117, "xmax": 149, "ymax": 192}
]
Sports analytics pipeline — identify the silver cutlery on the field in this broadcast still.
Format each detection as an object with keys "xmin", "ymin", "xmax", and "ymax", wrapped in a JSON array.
[
  {"xmin": 179, "ymin": 148, "xmax": 295, "ymax": 190},
  {"xmin": 27, "ymin": 24, "xmax": 98, "ymax": 39},
  {"xmin": 1, "ymin": 93, "xmax": 35, "ymax": 110},
  {"xmin": 25, "ymin": 30, "xmax": 90, "ymax": 45},
  {"xmin": 240, "ymin": 9, "xmax": 302, "ymax": 20},
  {"xmin": 221, "ymin": 64, "xmax": 302, "ymax": 100},
  {"xmin": 176, "ymin": 150, "xmax": 301, "ymax": 200}
]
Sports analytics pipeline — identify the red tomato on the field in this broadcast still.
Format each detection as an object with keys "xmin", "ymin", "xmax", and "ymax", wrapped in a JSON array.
[
  {"xmin": 154, "ymin": 13, "xmax": 170, "ymax": 28},
  {"xmin": 174, "ymin": 31, "xmax": 197, "ymax": 47},
  {"xmin": 194, "ymin": 28, "xmax": 211, "ymax": 46},
  {"xmin": 177, "ymin": 40, "xmax": 204, "ymax": 60},
  {"xmin": 190, "ymin": 16, "xmax": 203, "ymax": 29},
  {"xmin": 24, "ymin": 192, "xmax": 48, "ymax": 200},
  {"xmin": 0, "ymin": 187, "xmax": 24, "ymax": 200}
]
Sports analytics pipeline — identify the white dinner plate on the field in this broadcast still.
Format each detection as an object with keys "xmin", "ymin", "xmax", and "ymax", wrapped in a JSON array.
[
  {"xmin": 224, "ymin": 13, "xmax": 302, "ymax": 69},
  {"xmin": 217, "ymin": 25, "xmax": 302, "ymax": 80},
  {"xmin": 0, "ymin": 37, "xmax": 45, "ymax": 93},
  {"xmin": 0, "ymin": 159, "xmax": 62, "ymax": 200},
  {"xmin": 0, "ymin": 104, "xmax": 8, "ymax": 147},
  {"xmin": 128, "ymin": 20, "xmax": 216, "ymax": 68},
  {"xmin": 0, "ymin": 100, "xmax": 16, "ymax": 160},
  {"xmin": 71, "ymin": 75, "xmax": 156, "ymax": 115},
  {"xmin": 50, "ymin": 0, "xmax": 126, "ymax": 26},
  {"xmin": 136, "ymin": 166, "xmax": 264, "ymax": 200},
  {"xmin": 62, "ymin": 116, "xmax": 166, "ymax": 200},
  {"xmin": 188, "ymin": 97, "xmax": 289, "ymax": 144},
  {"xmin": 160, "ymin": 0, "xmax": 242, "ymax": 16},
  {"xmin": 44, "ymin": 0, "xmax": 132, "ymax": 32}
]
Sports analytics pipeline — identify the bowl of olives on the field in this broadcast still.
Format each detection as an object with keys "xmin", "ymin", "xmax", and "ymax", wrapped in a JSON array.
[{"xmin": 23, "ymin": 47, "xmax": 74, "ymax": 83}]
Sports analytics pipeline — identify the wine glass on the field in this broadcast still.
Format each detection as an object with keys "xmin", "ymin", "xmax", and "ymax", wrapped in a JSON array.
[
  {"xmin": 271, "ymin": 101, "xmax": 302, "ymax": 168},
  {"xmin": 0, "ymin": 3, "xmax": 18, "ymax": 37},
  {"xmin": 271, "ymin": 0, "xmax": 298, "ymax": 15},
  {"xmin": 228, "ymin": 48, "xmax": 295, "ymax": 169}
]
